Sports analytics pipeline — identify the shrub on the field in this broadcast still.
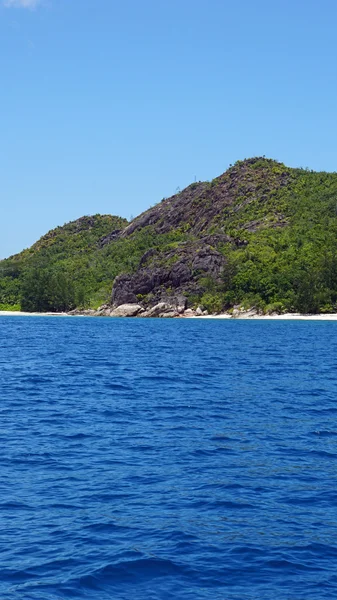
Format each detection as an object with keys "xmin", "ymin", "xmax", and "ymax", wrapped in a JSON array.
[{"xmin": 200, "ymin": 292, "xmax": 224, "ymax": 313}]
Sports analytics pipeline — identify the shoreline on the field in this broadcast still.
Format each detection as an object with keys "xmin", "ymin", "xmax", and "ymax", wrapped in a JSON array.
[
  {"xmin": 191, "ymin": 313, "xmax": 337, "ymax": 320},
  {"xmin": 1, "ymin": 310, "xmax": 337, "ymax": 320},
  {"xmin": 0, "ymin": 311, "xmax": 71, "ymax": 317}
]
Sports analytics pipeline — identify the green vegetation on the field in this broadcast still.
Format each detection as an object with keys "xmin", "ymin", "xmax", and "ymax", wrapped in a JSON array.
[
  {"xmin": 0, "ymin": 215, "xmax": 189, "ymax": 312},
  {"xmin": 0, "ymin": 215, "xmax": 129, "ymax": 312},
  {"xmin": 2, "ymin": 158, "xmax": 337, "ymax": 314},
  {"xmin": 218, "ymin": 164, "xmax": 337, "ymax": 313},
  {"xmin": 0, "ymin": 303, "xmax": 20, "ymax": 312}
]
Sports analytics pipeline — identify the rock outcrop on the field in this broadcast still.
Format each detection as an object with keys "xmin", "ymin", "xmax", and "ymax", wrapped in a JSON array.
[
  {"xmin": 119, "ymin": 158, "xmax": 291, "ymax": 240},
  {"xmin": 112, "ymin": 236, "xmax": 229, "ymax": 309}
]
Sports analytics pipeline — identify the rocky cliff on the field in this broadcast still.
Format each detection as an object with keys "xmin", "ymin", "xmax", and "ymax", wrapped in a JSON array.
[{"xmin": 109, "ymin": 157, "xmax": 293, "ymax": 314}]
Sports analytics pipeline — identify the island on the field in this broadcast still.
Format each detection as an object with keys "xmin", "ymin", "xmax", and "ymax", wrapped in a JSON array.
[{"xmin": 1, "ymin": 157, "xmax": 337, "ymax": 317}]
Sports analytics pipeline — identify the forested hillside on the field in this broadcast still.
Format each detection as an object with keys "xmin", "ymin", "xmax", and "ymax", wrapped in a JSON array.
[
  {"xmin": 2, "ymin": 157, "xmax": 337, "ymax": 314},
  {"xmin": 0, "ymin": 215, "xmax": 128, "ymax": 311}
]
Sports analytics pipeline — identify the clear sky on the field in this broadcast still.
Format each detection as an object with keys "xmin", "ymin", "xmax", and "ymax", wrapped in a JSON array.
[{"xmin": 1, "ymin": 0, "xmax": 337, "ymax": 258}]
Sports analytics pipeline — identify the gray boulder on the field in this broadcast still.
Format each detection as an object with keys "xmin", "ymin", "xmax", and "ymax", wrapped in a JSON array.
[
  {"xmin": 139, "ymin": 302, "xmax": 179, "ymax": 318},
  {"xmin": 110, "ymin": 303, "xmax": 143, "ymax": 317}
]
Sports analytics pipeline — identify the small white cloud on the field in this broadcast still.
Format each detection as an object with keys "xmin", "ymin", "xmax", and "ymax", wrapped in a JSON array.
[{"xmin": 4, "ymin": 0, "xmax": 41, "ymax": 8}]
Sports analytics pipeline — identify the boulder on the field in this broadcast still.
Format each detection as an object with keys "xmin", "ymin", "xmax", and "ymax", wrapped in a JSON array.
[
  {"xmin": 96, "ymin": 305, "xmax": 112, "ymax": 316},
  {"xmin": 138, "ymin": 302, "xmax": 179, "ymax": 318},
  {"xmin": 170, "ymin": 294, "xmax": 187, "ymax": 313},
  {"xmin": 110, "ymin": 303, "xmax": 143, "ymax": 317},
  {"xmin": 183, "ymin": 308, "xmax": 195, "ymax": 317},
  {"xmin": 232, "ymin": 307, "xmax": 258, "ymax": 319},
  {"xmin": 243, "ymin": 308, "xmax": 258, "ymax": 318},
  {"xmin": 144, "ymin": 302, "xmax": 171, "ymax": 317}
]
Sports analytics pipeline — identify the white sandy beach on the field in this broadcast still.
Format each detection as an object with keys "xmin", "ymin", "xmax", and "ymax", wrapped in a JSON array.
[
  {"xmin": 1, "ymin": 310, "xmax": 337, "ymax": 320},
  {"xmin": 194, "ymin": 313, "xmax": 337, "ymax": 320}
]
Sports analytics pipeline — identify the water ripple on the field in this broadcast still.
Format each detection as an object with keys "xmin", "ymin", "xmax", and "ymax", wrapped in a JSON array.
[{"xmin": 1, "ymin": 317, "xmax": 337, "ymax": 599}]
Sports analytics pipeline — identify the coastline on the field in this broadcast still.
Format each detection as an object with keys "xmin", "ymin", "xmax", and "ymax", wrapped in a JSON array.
[
  {"xmin": 192, "ymin": 313, "xmax": 337, "ymax": 320},
  {"xmin": 0, "ymin": 311, "xmax": 71, "ymax": 317},
  {"xmin": 2, "ymin": 309, "xmax": 337, "ymax": 320}
]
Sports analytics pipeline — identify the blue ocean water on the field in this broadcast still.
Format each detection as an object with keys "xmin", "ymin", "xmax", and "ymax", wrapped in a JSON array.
[{"xmin": 1, "ymin": 316, "xmax": 337, "ymax": 600}]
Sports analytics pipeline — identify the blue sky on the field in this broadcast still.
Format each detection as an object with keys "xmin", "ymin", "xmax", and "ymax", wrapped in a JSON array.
[{"xmin": 1, "ymin": 0, "xmax": 337, "ymax": 258}]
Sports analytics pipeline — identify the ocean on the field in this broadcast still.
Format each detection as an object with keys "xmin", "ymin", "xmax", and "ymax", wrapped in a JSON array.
[{"xmin": 1, "ymin": 316, "xmax": 337, "ymax": 599}]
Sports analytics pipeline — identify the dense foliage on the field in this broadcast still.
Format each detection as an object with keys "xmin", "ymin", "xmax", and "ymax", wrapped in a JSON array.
[
  {"xmin": 219, "ymin": 162, "xmax": 337, "ymax": 313},
  {"xmin": 0, "ymin": 215, "xmax": 189, "ymax": 312},
  {"xmin": 0, "ymin": 215, "xmax": 128, "ymax": 311},
  {"xmin": 2, "ymin": 158, "xmax": 337, "ymax": 313}
]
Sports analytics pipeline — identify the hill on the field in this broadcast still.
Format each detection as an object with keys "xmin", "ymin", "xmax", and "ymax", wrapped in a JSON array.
[
  {"xmin": 2, "ymin": 157, "xmax": 337, "ymax": 314},
  {"xmin": 0, "ymin": 215, "xmax": 128, "ymax": 312}
]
